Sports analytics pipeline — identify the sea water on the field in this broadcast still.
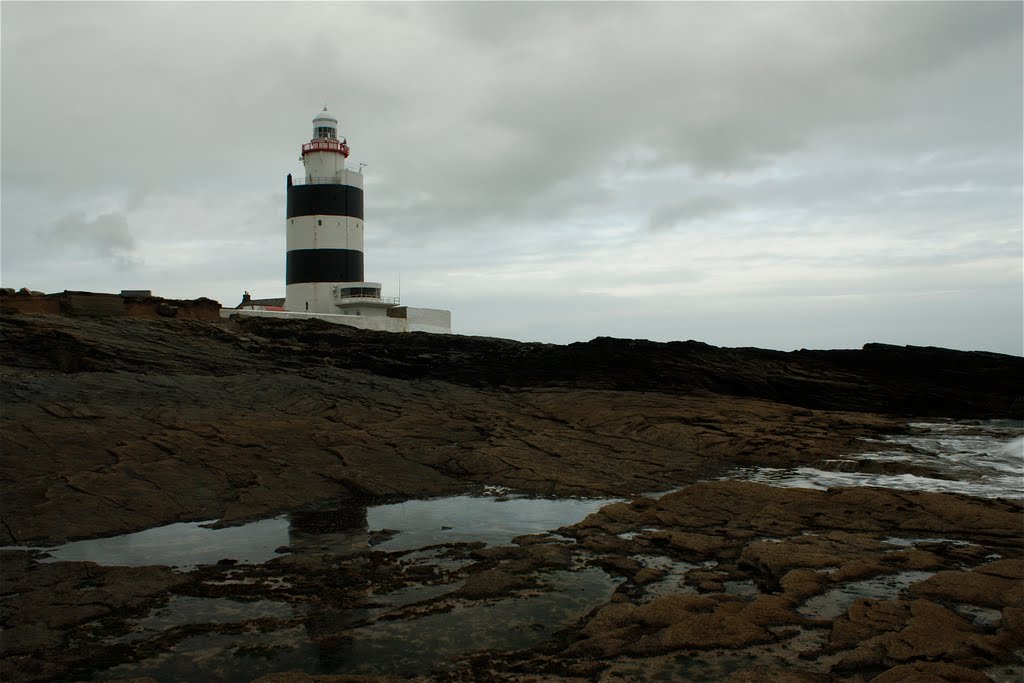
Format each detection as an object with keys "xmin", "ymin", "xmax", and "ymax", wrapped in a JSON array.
[{"xmin": 729, "ymin": 420, "xmax": 1023, "ymax": 500}]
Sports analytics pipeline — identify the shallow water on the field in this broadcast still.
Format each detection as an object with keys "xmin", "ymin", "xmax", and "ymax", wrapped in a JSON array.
[
  {"xmin": 72, "ymin": 490, "xmax": 624, "ymax": 680},
  {"xmin": 96, "ymin": 567, "xmax": 620, "ymax": 681},
  {"xmin": 954, "ymin": 604, "xmax": 1003, "ymax": 627},
  {"xmin": 729, "ymin": 420, "xmax": 1023, "ymax": 499},
  {"xmin": 99, "ymin": 626, "xmax": 318, "ymax": 682},
  {"xmin": 34, "ymin": 517, "xmax": 290, "ymax": 568},
  {"xmin": 366, "ymin": 493, "xmax": 621, "ymax": 552},
  {"xmin": 26, "ymin": 490, "xmax": 621, "ymax": 569},
  {"xmin": 319, "ymin": 568, "xmax": 621, "ymax": 675},
  {"xmin": 797, "ymin": 570, "xmax": 936, "ymax": 620},
  {"xmin": 108, "ymin": 595, "xmax": 299, "ymax": 644},
  {"xmin": 635, "ymin": 556, "xmax": 704, "ymax": 600}
]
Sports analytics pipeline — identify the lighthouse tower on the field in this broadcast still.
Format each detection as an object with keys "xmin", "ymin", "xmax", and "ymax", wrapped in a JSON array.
[{"xmin": 284, "ymin": 108, "xmax": 390, "ymax": 315}]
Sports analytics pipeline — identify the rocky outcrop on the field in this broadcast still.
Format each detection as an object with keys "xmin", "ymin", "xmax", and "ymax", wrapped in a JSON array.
[
  {"xmin": 1, "ymin": 311, "xmax": 1021, "ymax": 545},
  {"xmin": 0, "ymin": 308, "xmax": 1021, "ymax": 682},
  {"xmin": 0, "ymin": 290, "xmax": 221, "ymax": 320},
  {"xmin": 4, "ymin": 312, "xmax": 1024, "ymax": 413},
  {"xmin": 489, "ymin": 482, "xmax": 1023, "ymax": 682}
]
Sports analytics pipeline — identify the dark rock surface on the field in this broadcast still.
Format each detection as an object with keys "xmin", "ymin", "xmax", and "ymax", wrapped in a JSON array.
[
  {"xmin": 2, "ymin": 312, "xmax": 1020, "ymax": 546},
  {"xmin": 1, "ymin": 310, "xmax": 1022, "ymax": 682}
]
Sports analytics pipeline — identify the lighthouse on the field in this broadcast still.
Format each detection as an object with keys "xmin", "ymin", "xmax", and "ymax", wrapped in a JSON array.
[
  {"xmin": 229, "ymin": 107, "xmax": 451, "ymax": 333},
  {"xmin": 284, "ymin": 107, "xmax": 389, "ymax": 316}
]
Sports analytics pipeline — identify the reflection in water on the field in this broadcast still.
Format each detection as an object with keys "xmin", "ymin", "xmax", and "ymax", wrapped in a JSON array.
[
  {"xmin": 29, "ymin": 491, "xmax": 621, "ymax": 568},
  {"xmin": 100, "ymin": 626, "xmax": 319, "ymax": 683},
  {"xmin": 58, "ymin": 491, "xmax": 628, "ymax": 681},
  {"xmin": 287, "ymin": 503, "xmax": 371, "ymax": 554},
  {"xmin": 113, "ymin": 595, "xmax": 298, "ymax": 644},
  {"xmin": 366, "ymin": 494, "xmax": 622, "ymax": 552},
  {"xmin": 316, "ymin": 568, "xmax": 621, "ymax": 675},
  {"xmin": 96, "ymin": 568, "xmax": 619, "ymax": 681},
  {"xmin": 35, "ymin": 517, "xmax": 290, "ymax": 568}
]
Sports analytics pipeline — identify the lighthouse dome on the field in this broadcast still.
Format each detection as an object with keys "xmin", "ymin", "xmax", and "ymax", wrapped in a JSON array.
[
  {"xmin": 312, "ymin": 107, "xmax": 339, "ymax": 140},
  {"xmin": 313, "ymin": 107, "xmax": 338, "ymax": 124}
]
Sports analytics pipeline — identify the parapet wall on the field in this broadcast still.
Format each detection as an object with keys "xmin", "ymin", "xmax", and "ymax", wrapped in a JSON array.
[
  {"xmin": 223, "ymin": 306, "xmax": 452, "ymax": 334},
  {"xmin": 388, "ymin": 306, "xmax": 453, "ymax": 334}
]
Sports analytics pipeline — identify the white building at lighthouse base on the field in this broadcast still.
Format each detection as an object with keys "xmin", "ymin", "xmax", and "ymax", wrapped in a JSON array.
[
  {"xmin": 220, "ymin": 306, "xmax": 452, "ymax": 334},
  {"xmin": 222, "ymin": 284, "xmax": 451, "ymax": 334}
]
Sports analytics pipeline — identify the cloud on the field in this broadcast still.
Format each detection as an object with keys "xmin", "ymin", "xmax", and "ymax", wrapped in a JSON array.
[
  {"xmin": 40, "ymin": 211, "xmax": 141, "ymax": 270},
  {"xmin": 0, "ymin": 2, "xmax": 1020, "ymax": 354},
  {"xmin": 649, "ymin": 196, "xmax": 735, "ymax": 231}
]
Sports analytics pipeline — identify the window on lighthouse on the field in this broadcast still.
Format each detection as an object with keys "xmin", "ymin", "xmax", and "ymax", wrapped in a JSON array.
[{"xmin": 315, "ymin": 126, "xmax": 337, "ymax": 139}]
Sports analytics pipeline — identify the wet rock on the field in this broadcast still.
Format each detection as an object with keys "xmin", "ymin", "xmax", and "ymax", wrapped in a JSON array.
[
  {"xmin": 910, "ymin": 558, "xmax": 1024, "ymax": 609},
  {"xmin": 594, "ymin": 555, "xmax": 643, "ymax": 578},
  {"xmin": 511, "ymin": 533, "xmax": 557, "ymax": 546},
  {"xmin": 740, "ymin": 532, "xmax": 884, "ymax": 581},
  {"xmin": 642, "ymin": 604, "xmax": 771, "ymax": 652},
  {"xmin": 829, "ymin": 599, "xmax": 915, "ymax": 650},
  {"xmin": 268, "ymin": 552, "xmax": 327, "ymax": 569},
  {"xmin": 470, "ymin": 545, "xmax": 521, "ymax": 562},
  {"xmin": 831, "ymin": 599, "xmax": 1009, "ymax": 670},
  {"xmin": 640, "ymin": 530, "xmax": 737, "ymax": 560},
  {"xmin": 252, "ymin": 675, "xmax": 399, "ymax": 683},
  {"xmin": 634, "ymin": 567, "xmax": 667, "ymax": 585},
  {"xmin": 739, "ymin": 593, "xmax": 811, "ymax": 628},
  {"xmin": 0, "ymin": 551, "xmax": 188, "ymax": 681},
  {"xmin": 568, "ymin": 593, "xmax": 775, "ymax": 657},
  {"xmin": 367, "ymin": 529, "xmax": 399, "ymax": 546},
  {"xmin": 724, "ymin": 665, "xmax": 827, "ymax": 682},
  {"xmin": 640, "ymin": 481, "xmax": 1023, "ymax": 541},
  {"xmin": 870, "ymin": 661, "xmax": 993, "ymax": 683},
  {"xmin": 502, "ymin": 543, "xmax": 573, "ymax": 573},
  {"xmin": 574, "ymin": 531, "xmax": 633, "ymax": 554},
  {"xmin": 456, "ymin": 569, "xmax": 530, "ymax": 599}
]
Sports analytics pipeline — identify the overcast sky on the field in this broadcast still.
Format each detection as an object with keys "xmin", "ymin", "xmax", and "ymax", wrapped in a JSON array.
[{"xmin": 2, "ymin": 2, "xmax": 1021, "ymax": 354}]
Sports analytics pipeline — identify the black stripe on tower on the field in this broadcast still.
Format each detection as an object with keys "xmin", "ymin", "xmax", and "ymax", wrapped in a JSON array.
[
  {"xmin": 287, "ymin": 184, "xmax": 364, "ymax": 220},
  {"xmin": 286, "ymin": 249, "xmax": 364, "ymax": 285}
]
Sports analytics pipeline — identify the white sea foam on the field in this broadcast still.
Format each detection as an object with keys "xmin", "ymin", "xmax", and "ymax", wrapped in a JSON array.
[{"xmin": 728, "ymin": 420, "xmax": 1024, "ymax": 500}]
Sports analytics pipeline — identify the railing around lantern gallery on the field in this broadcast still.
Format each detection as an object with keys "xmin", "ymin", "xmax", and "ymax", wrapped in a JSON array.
[
  {"xmin": 289, "ymin": 173, "xmax": 364, "ymax": 186},
  {"xmin": 302, "ymin": 139, "xmax": 350, "ymax": 157}
]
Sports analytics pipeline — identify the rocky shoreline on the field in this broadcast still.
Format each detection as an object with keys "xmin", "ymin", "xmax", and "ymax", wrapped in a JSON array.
[{"xmin": 1, "ymin": 310, "xmax": 1022, "ymax": 682}]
